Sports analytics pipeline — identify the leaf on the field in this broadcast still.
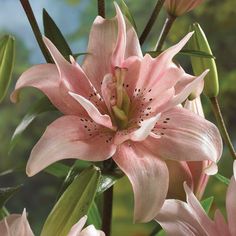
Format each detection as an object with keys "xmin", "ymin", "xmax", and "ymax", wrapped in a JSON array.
[
  {"xmin": 41, "ymin": 166, "xmax": 101, "ymax": 236},
  {"xmin": 147, "ymin": 49, "xmax": 215, "ymax": 59},
  {"xmin": 0, "ymin": 207, "xmax": 9, "ymax": 220},
  {"xmin": 155, "ymin": 230, "xmax": 166, "ymax": 236},
  {"xmin": 0, "ymin": 35, "xmax": 15, "ymax": 103},
  {"xmin": 87, "ymin": 202, "xmax": 102, "ymax": 229},
  {"xmin": 44, "ymin": 163, "xmax": 71, "ymax": 178},
  {"xmin": 72, "ymin": 52, "xmax": 88, "ymax": 59},
  {"xmin": 43, "ymin": 9, "xmax": 72, "ymax": 61},
  {"xmin": 97, "ymin": 169, "xmax": 124, "ymax": 194},
  {"xmin": 200, "ymin": 196, "xmax": 214, "ymax": 214},
  {"xmin": 10, "ymin": 96, "xmax": 57, "ymax": 152},
  {"xmin": 0, "ymin": 185, "xmax": 22, "ymax": 209},
  {"xmin": 120, "ymin": 0, "xmax": 137, "ymax": 31},
  {"xmin": 214, "ymin": 173, "xmax": 230, "ymax": 185}
]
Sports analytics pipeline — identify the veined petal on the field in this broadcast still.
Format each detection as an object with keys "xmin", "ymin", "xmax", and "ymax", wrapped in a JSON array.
[
  {"xmin": 69, "ymin": 92, "xmax": 115, "ymax": 130},
  {"xmin": 226, "ymin": 177, "xmax": 236, "ymax": 236},
  {"xmin": 184, "ymin": 183, "xmax": 217, "ymax": 235},
  {"xmin": 82, "ymin": 3, "xmax": 141, "ymax": 94},
  {"xmin": 155, "ymin": 199, "xmax": 209, "ymax": 236},
  {"xmin": 214, "ymin": 210, "xmax": 231, "ymax": 236},
  {"xmin": 143, "ymin": 107, "xmax": 222, "ymax": 163},
  {"xmin": 113, "ymin": 142, "xmax": 169, "ymax": 222},
  {"xmin": 11, "ymin": 64, "xmax": 87, "ymax": 116},
  {"xmin": 26, "ymin": 116, "xmax": 116, "ymax": 176}
]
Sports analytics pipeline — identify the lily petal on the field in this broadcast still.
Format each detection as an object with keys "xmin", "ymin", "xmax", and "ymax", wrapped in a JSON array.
[
  {"xmin": 11, "ymin": 64, "xmax": 86, "ymax": 116},
  {"xmin": 69, "ymin": 92, "xmax": 115, "ymax": 130},
  {"xmin": 155, "ymin": 199, "xmax": 209, "ymax": 236},
  {"xmin": 67, "ymin": 216, "xmax": 87, "ymax": 236},
  {"xmin": 113, "ymin": 142, "xmax": 169, "ymax": 222},
  {"xmin": 184, "ymin": 183, "xmax": 216, "ymax": 235},
  {"xmin": 80, "ymin": 225, "xmax": 105, "ymax": 236},
  {"xmin": 214, "ymin": 210, "xmax": 231, "ymax": 236},
  {"xmin": 226, "ymin": 177, "xmax": 236, "ymax": 236},
  {"xmin": 143, "ymin": 107, "xmax": 222, "ymax": 163},
  {"xmin": 26, "ymin": 116, "xmax": 116, "ymax": 176},
  {"xmin": 234, "ymin": 160, "xmax": 236, "ymax": 180}
]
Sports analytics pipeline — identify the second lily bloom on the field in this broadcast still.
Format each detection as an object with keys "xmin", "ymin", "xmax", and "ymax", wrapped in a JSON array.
[{"xmin": 11, "ymin": 3, "xmax": 222, "ymax": 222}]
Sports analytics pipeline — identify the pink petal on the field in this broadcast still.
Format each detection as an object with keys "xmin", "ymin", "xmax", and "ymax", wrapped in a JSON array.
[
  {"xmin": 155, "ymin": 199, "xmax": 209, "ymax": 236},
  {"xmin": 184, "ymin": 96, "xmax": 205, "ymax": 118},
  {"xmin": 69, "ymin": 92, "xmax": 115, "ymax": 130},
  {"xmin": 11, "ymin": 64, "xmax": 88, "ymax": 116},
  {"xmin": 67, "ymin": 216, "xmax": 87, "ymax": 236},
  {"xmin": 26, "ymin": 115, "xmax": 116, "ymax": 176},
  {"xmin": 234, "ymin": 160, "xmax": 236, "ymax": 180},
  {"xmin": 166, "ymin": 160, "xmax": 193, "ymax": 200},
  {"xmin": 80, "ymin": 226, "xmax": 105, "ymax": 236},
  {"xmin": 184, "ymin": 183, "xmax": 217, "ymax": 235},
  {"xmin": 226, "ymin": 177, "xmax": 236, "ymax": 236},
  {"xmin": 214, "ymin": 210, "xmax": 231, "ymax": 236},
  {"xmin": 113, "ymin": 142, "xmax": 169, "ymax": 222},
  {"xmin": 143, "ymin": 107, "xmax": 222, "ymax": 163},
  {"xmin": 82, "ymin": 3, "xmax": 141, "ymax": 94}
]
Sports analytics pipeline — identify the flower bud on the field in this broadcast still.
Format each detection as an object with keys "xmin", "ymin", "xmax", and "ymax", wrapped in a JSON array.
[
  {"xmin": 189, "ymin": 23, "xmax": 219, "ymax": 98},
  {"xmin": 164, "ymin": 0, "xmax": 204, "ymax": 17}
]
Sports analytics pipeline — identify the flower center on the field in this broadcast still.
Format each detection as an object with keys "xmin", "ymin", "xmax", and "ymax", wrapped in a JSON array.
[{"xmin": 111, "ymin": 67, "xmax": 130, "ymax": 130}]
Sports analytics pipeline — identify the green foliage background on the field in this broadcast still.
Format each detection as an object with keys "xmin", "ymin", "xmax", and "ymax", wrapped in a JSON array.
[{"xmin": 0, "ymin": 0, "xmax": 235, "ymax": 235}]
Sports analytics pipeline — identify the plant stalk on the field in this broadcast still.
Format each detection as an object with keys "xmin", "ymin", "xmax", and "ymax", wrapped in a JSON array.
[
  {"xmin": 97, "ymin": 0, "xmax": 105, "ymax": 18},
  {"xmin": 20, "ymin": 0, "xmax": 53, "ymax": 63},
  {"xmin": 155, "ymin": 14, "xmax": 176, "ymax": 52},
  {"xmin": 139, "ymin": 0, "xmax": 166, "ymax": 46},
  {"xmin": 102, "ymin": 186, "xmax": 113, "ymax": 236},
  {"xmin": 210, "ymin": 96, "xmax": 236, "ymax": 159}
]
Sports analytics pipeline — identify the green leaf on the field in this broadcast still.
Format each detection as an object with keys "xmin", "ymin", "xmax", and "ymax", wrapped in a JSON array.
[
  {"xmin": 41, "ymin": 166, "xmax": 101, "ymax": 236},
  {"xmin": 0, "ymin": 207, "xmax": 9, "ymax": 220},
  {"xmin": 0, "ymin": 35, "xmax": 15, "ymax": 103},
  {"xmin": 97, "ymin": 169, "xmax": 124, "ymax": 194},
  {"xmin": 87, "ymin": 202, "xmax": 102, "ymax": 229},
  {"xmin": 146, "ymin": 49, "xmax": 215, "ymax": 59},
  {"xmin": 43, "ymin": 9, "xmax": 72, "ymax": 61},
  {"xmin": 214, "ymin": 173, "xmax": 230, "ymax": 185},
  {"xmin": 200, "ymin": 196, "xmax": 214, "ymax": 214},
  {"xmin": 155, "ymin": 230, "xmax": 166, "ymax": 236},
  {"xmin": 0, "ymin": 185, "xmax": 22, "ymax": 209},
  {"xmin": 120, "ymin": 0, "xmax": 137, "ymax": 31},
  {"xmin": 10, "ymin": 96, "xmax": 57, "ymax": 152},
  {"xmin": 44, "ymin": 163, "xmax": 71, "ymax": 178}
]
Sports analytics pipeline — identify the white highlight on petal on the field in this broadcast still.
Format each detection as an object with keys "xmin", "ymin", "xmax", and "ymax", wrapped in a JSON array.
[
  {"xmin": 233, "ymin": 160, "xmax": 236, "ymax": 181},
  {"xmin": 131, "ymin": 113, "xmax": 161, "ymax": 141},
  {"xmin": 69, "ymin": 92, "xmax": 115, "ymax": 130},
  {"xmin": 67, "ymin": 215, "xmax": 87, "ymax": 236},
  {"xmin": 204, "ymin": 162, "xmax": 218, "ymax": 175}
]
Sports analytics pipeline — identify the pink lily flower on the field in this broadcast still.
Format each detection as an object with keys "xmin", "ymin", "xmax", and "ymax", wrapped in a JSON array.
[
  {"xmin": 164, "ymin": 0, "xmax": 204, "ymax": 16},
  {"xmin": 155, "ymin": 163, "xmax": 236, "ymax": 236},
  {"xmin": 0, "ymin": 209, "xmax": 34, "ymax": 236},
  {"xmin": 11, "ymin": 3, "xmax": 222, "ymax": 222}
]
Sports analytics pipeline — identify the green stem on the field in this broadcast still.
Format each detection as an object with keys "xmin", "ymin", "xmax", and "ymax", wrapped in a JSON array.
[
  {"xmin": 155, "ymin": 14, "xmax": 176, "ymax": 52},
  {"xmin": 139, "ymin": 0, "xmax": 166, "ymax": 46},
  {"xmin": 97, "ymin": 0, "xmax": 105, "ymax": 18},
  {"xmin": 102, "ymin": 186, "xmax": 113, "ymax": 236},
  {"xmin": 210, "ymin": 96, "xmax": 236, "ymax": 159},
  {"xmin": 149, "ymin": 223, "xmax": 162, "ymax": 236},
  {"xmin": 20, "ymin": 0, "xmax": 53, "ymax": 63}
]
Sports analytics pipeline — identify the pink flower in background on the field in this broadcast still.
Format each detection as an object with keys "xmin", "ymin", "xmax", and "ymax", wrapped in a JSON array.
[
  {"xmin": 164, "ymin": 0, "xmax": 204, "ymax": 16},
  {"xmin": 0, "ymin": 209, "xmax": 34, "ymax": 236},
  {"xmin": 155, "ymin": 164, "xmax": 236, "ymax": 236},
  {"xmin": 11, "ymin": 3, "xmax": 222, "ymax": 222},
  {"xmin": 68, "ymin": 216, "xmax": 105, "ymax": 236}
]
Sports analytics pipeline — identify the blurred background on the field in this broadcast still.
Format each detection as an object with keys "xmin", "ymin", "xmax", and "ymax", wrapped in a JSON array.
[{"xmin": 0, "ymin": 0, "xmax": 235, "ymax": 235}]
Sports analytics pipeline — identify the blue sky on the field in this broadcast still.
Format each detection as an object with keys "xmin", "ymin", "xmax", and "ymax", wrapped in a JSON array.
[{"xmin": 0, "ymin": 0, "xmax": 87, "ymax": 63}]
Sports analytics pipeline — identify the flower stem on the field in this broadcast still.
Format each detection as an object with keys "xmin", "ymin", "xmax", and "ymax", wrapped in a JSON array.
[
  {"xmin": 97, "ymin": 0, "xmax": 105, "ymax": 18},
  {"xmin": 155, "ymin": 14, "xmax": 176, "ymax": 52},
  {"xmin": 102, "ymin": 186, "xmax": 113, "ymax": 236},
  {"xmin": 19, "ymin": 0, "xmax": 53, "ymax": 63},
  {"xmin": 210, "ymin": 96, "xmax": 236, "ymax": 159},
  {"xmin": 139, "ymin": 0, "xmax": 166, "ymax": 46}
]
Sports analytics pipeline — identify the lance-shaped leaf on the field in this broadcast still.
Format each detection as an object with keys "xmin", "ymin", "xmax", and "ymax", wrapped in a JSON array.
[
  {"xmin": 200, "ymin": 196, "xmax": 214, "ymax": 214},
  {"xmin": 44, "ymin": 163, "xmax": 71, "ymax": 178},
  {"xmin": 41, "ymin": 166, "xmax": 101, "ymax": 236},
  {"xmin": 0, "ymin": 185, "xmax": 22, "ymax": 209},
  {"xmin": 214, "ymin": 173, "xmax": 230, "ymax": 185},
  {"xmin": 43, "ymin": 9, "xmax": 72, "ymax": 61},
  {"xmin": 189, "ymin": 23, "xmax": 219, "ymax": 98},
  {"xmin": 87, "ymin": 202, "xmax": 102, "ymax": 229},
  {"xmin": 10, "ymin": 96, "xmax": 57, "ymax": 152},
  {"xmin": 0, "ymin": 35, "xmax": 15, "ymax": 103}
]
